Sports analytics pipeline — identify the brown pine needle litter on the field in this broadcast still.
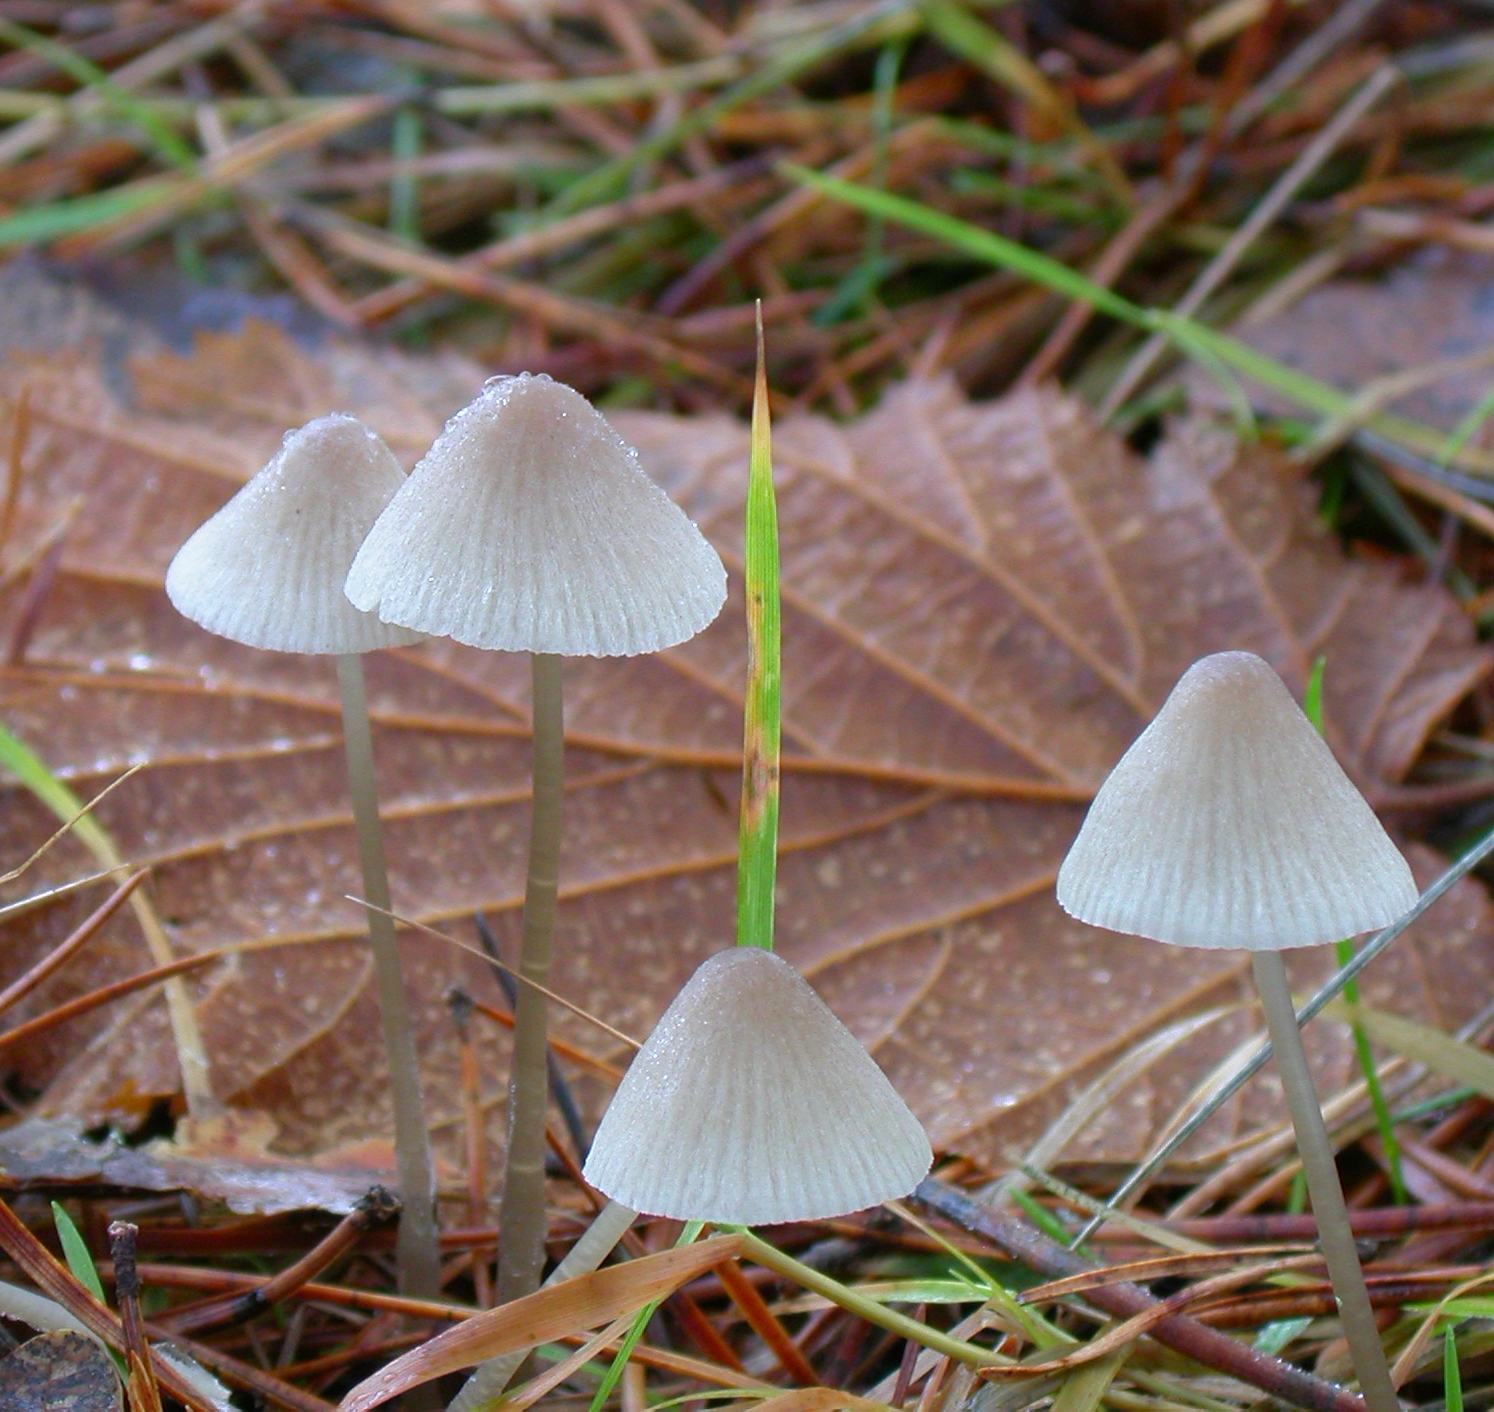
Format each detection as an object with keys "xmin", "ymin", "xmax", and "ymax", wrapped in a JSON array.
[{"xmin": 7, "ymin": 2, "xmax": 1494, "ymax": 1410}]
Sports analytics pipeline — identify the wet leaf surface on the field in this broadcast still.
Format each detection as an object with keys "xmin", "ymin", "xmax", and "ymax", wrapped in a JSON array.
[
  {"xmin": 1, "ymin": 270, "xmax": 1491, "ymax": 1198},
  {"xmin": 0, "ymin": 1330, "xmax": 123, "ymax": 1412}
]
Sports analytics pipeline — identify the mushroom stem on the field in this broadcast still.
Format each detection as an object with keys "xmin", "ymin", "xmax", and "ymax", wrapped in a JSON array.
[
  {"xmin": 496, "ymin": 651, "xmax": 566, "ymax": 1304},
  {"xmin": 336, "ymin": 652, "xmax": 441, "ymax": 1303},
  {"xmin": 451, "ymin": 1200, "xmax": 635, "ymax": 1411},
  {"xmin": 1250, "ymin": 951, "xmax": 1400, "ymax": 1412}
]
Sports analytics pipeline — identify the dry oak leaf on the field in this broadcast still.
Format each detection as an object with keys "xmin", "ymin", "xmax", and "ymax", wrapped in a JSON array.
[{"xmin": 0, "ymin": 317, "xmax": 1491, "ymax": 1189}]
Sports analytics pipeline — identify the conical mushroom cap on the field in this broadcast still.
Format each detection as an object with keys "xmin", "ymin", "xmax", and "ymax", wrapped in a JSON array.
[
  {"xmin": 344, "ymin": 373, "xmax": 727, "ymax": 656},
  {"xmin": 166, "ymin": 414, "xmax": 423, "ymax": 655},
  {"xmin": 1057, "ymin": 651, "xmax": 1418, "ymax": 950},
  {"xmin": 582, "ymin": 947, "xmax": 933, "ymax": 1224}
]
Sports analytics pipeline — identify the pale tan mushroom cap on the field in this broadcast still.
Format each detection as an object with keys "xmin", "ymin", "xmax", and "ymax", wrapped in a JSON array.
[
  {"xmin": 582, "ymin": 947, "xmax": 933, "ymax": 1224},
  {"xmin": 344, "ymin": 373, "xmax": 727, "ymax": 656},
  {"xmin": 1057, "ymin": 651, "xmax": 1418, "ymax": 949},
  {"xmin": 166, "ymin": 414, "xmax": 423, "ymax": 655}
]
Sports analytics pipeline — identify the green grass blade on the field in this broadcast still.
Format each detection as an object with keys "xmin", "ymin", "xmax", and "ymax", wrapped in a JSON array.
[
  {"xmin": 1302, "ymin": 658, "xmax": 1326, "ymax": 733},
  {"xmin": 782, "ymin": 165, "xmax": 1491, "ymax": 470},
  {"xmin": 736, "ymin": 309, "xmax": 781, "ymax": 953},
  {"xmin": 1338, "ymin": 1004, "xmax": 1494, "ymax": 1100},
  {"xmin": 50, "ymin": 1202, "xmax": 106, "ymax": 1304},
  {"xmin": 388, "ymin": 106, "xmax": 422, "ymax": 243},
  {"xmin": 0, "ymin": 721, "xmax": 122, "ymax": 867},
  {"xmin": 51, "ymin": 1202, "xmax": 129, "ymax": 1378},
  {"xmin": 1254, "ymin": 1316, "xmax": 1312, "ymax": 1355},
  {"xmin": 1302, "ymin": 659, "xmax": 1407, "ymax": 1202},
  {"xmin": 587, "ymin": 1221, "xmax": 704, "ymax": 1412},
  {"xmin": 1446, "ymin": 1323, "xmax": 1464, "ymax": 1412},
  {"xmin": 0, "ymin": 185, "xmax": 175, "ymax": 248},
  {"xmin": 1052, "ymin": 1350, "xmax": 1127, "ymax": 1412},
  {"xmin": 0, "ymin": 17, "xmax": 196, "ymax": 172}
]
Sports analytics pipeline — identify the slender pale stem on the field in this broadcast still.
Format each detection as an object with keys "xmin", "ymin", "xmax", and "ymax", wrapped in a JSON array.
[
  {"xmin": 1251, "ymin": 950, "xmax": 1400, "ymax": 1412},
  {"xmin": 496, "ymin": 651, "xmax": 566, "ymax": 1304},
  {"xmin": 336, "ymin": 653, "xmax": 441, "ymax": 1303},
  {"xmin": 451, "ymin": 1201, "xmax": 635, "ymax": 1412}
]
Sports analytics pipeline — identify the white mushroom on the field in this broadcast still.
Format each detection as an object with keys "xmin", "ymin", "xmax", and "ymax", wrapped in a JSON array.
[
  {"xmin": 584, "ymin": 947, "xmax": 933, "ymax": 1225},
  {"xmin": 1057, "ymin": 650, "xmax": 1412, "ymax": 1412}
]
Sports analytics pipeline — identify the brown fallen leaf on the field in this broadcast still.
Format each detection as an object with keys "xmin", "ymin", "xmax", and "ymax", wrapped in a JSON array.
[
  {"xmin": 0, "ymin": 1330, "xmax": 123, "ymax": 1412},
  {"xmin": 0, "ymin": 270, "xmax": 1490, "ymax": 1192}
]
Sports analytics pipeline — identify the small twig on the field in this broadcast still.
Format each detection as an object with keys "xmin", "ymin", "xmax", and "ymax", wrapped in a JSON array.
[
  {"xmin": 1092, "ymin": 1200, "xmax": 1494, "ymax": 1244},
  {"xmin": 0, "ymin": 868, "xmax": 147, "ymax": 1017},
  {"xmin": 156, "ymin": 1187, "xmax": 401, "ymax": 1337},
  {"xmin": 0, "ymin": 949, "xmax": 218, "ymax": 1054},
  {"xmin": 716, "ymin": 1256, "xmax": 821, "ymax": 1385},
  {"xmin": 463, "ymin": 993, "xmax": 624, "ymax": 1080},
  {"xmin": 0, "ymin": 943, "xmax": 222, "ymax": 1054},
  {"xmin": 109, "ymin": 1222, "xmax": 164, "ymax": 1412},
  {"xmin": 129, "ymin": 1263, "xmax": 471, "ymax": 1324}
]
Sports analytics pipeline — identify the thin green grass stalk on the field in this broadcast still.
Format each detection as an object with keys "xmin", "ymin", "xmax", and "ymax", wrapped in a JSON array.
[
  {"xmin": 1437, "ymin": 382, "xmax": 1494, "ymax": 468},
  {"xmin": 0, "ymin": 17, "xmax": 196, "ymax": 171},
  {"xmin": 1052, "ymin": 1350, "xmax": 1127, "ymax": 1412},
  {"xmin": 1301, "ymin": 658, "xmax": 1407, "ymax": 1203},
  {"xmin": 1446, "ymin": 1323, "xmax": 1464, "ymax": 1412},
  {"xmin": 50, "ymin": 1204, "xmax": 106, "ymax": 1305},
  {"xmin": 0, "ymin": 187, "xmax": 175, "ymax": 247},
  {"xmin": 0, "ymin": 60, "xmax": 741, "ymax": 128},
  {"xmin": 1010, "ymin": 1188, "xmax": 1076, "ymax": 1249},
  {"xmin": 587, "ymin": 1220, "xmax": 704, "ymax": 1412},
  {"xmin": 0, "ymin": 722, "xmax": 214, "ymax": 1116},
  {"xmin": 736, "ymin": 1232, "xmax": 1006, "ymax": 1370},
  {"xmin": 815, "ymin": 36, "xmax": 905, "ymax": 326},
  {"xmin": 736, "ymin": 309, "xmax": 781, "ymax": 953},
  {"xmin": 781, "ymin": 166, "xmax": 1494, "ymax": 474},
  {"xmin": 388, "ymin": 106, "xmax": 422, "ymax": 243},
  {"xmin": 1253, "ymin": 1316, "xmax": 1312, "ymax": 1356},
  {"xmin": 51, "ymin": 1203, "xmax": 127, "ymax": 1379}
]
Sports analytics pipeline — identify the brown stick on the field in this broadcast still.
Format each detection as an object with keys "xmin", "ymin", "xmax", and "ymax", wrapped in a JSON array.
[
  {"xmin": 1093, "ymin": 1200, "xmax": 1494, "ymax": 1244},
  {"xmin": 0, "ymin": 950, "xmax": 218, "ymax": 1053},
  {"xmin": 716, "ymin": 1256, "xmax": 822, "ymax": 1385},
  {"xmin": 0, "ymin": 869, "xmax": 148, "ymax": 1016},
  {"xmin": 109, "ymin": 1222, "xmax": 164, "ymax": 1412},
  {"xmin": 125, "ymin": 1263, "xmax": 471, "ymax": 1324},
  {"xmin": 156, "ymin": 1186, "xmax": 400, "ymax": 1336},
  {"xmin": 914, "ymin": 1178, "xmax": 1366, "ymax": 1412}
]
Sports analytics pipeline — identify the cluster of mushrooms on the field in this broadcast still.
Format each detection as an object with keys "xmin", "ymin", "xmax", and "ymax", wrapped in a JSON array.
[{"xmin": 166, "ymin": 376, "xmax": 1417, "ymax": 1412}]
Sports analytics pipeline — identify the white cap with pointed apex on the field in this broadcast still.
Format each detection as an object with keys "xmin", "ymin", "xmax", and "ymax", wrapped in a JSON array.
[
  {"xmin": 1057, "ymin": 651, "xmax": 1419, "ymax": 950},
  {"xmin": 582, "ymin": 947, "xmax": 933, "ymax": 1225},
  {"xmin": 166, "ymin": 414, "xmax": 424, "ymax": 656},
  {"xmin": 344, "ymin": 373, "xmax": 727, "ymax": 657}
]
